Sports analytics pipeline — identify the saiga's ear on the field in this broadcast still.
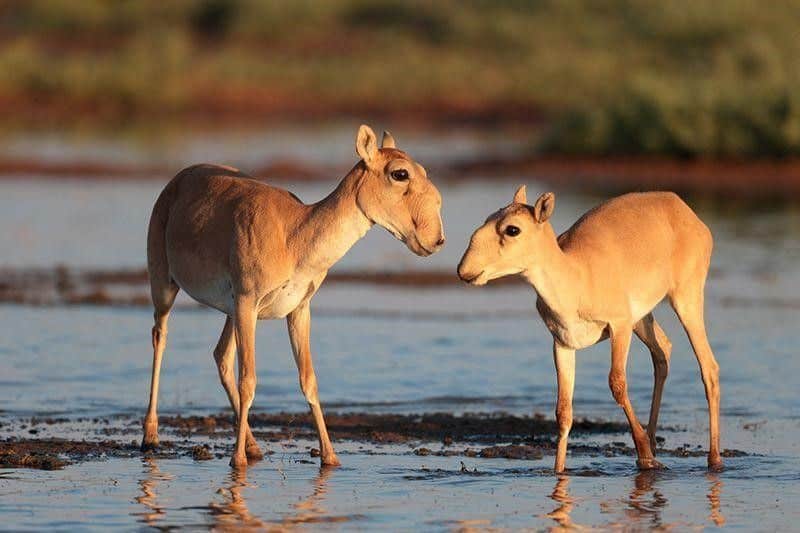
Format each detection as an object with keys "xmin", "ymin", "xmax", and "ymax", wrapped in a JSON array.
[
  {"xmin": 356, "ymin": 125, "xmax": 378, "ymax": 167},
  {"xmin": 381, "ymin": 130, "xmax": 396, "ymax": 149},
  {"xmin": 513, "ymin": 184, "xmax": 527, "ymax": 204},
  {"xmin": 533, "ymin": 192, "xmax": 556, "ymax": 223}
]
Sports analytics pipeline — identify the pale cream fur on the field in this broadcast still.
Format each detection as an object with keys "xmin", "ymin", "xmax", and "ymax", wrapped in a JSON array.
[
  {"xmin": 458, "ymin": 186, "xmax": 721, "ymax": 473},
  {"xmin": 142, "ymin": 125, "xmax": 444, "ymax": 468}
]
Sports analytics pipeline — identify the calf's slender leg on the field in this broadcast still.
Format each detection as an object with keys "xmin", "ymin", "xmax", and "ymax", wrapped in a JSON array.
[
  {"xmin": 609, "ymin": 325, "xmax": 663, "ymax": 470},
  {"xmin": 633, "ymin": 313, "xmax": 672, "ymax": 453},
  {"xmin": 553, "ymin": 343, "xmax": 576, "ymax": 473},
  {"xmin": 231, "ymin": 297, "xmax": 258, "ymax": 469},
  {"xmin": 213, "ymin": 317, "xmax": 263, "ymax": 459},
  {"xmin": 287, "ymin": 302, "xmax": 340, "ymax": 466}
]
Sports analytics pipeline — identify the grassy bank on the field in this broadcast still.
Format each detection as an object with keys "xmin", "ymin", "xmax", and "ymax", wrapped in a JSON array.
[{"xmin": 2, "ymin": 0, "xmax": 800, "ymax": 155}]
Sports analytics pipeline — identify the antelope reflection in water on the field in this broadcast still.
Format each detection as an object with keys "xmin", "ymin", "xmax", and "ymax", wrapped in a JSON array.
[
  {"xmin": 208, "ymin": 465, "xmax": 352, "ymax": 529},
  {"xmin": 625, "ymin": 470, "xmax": 669, "ymax": 526},
  {"xmin": 133, "ymin": 458, "xmax": 173, "ymax": 527},
  {"xmin": 706, "ymin": 473, "xmax": 725, "ymax": 526},
  {"xmin": 207, "ymin": 468, "xmax": 265, "ymax": 530},
  {"xmin": 544, "ymin": 475, "xmax": 583, "ymax": 530}
]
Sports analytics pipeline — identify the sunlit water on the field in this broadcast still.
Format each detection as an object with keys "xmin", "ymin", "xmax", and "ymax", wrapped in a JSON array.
[{"xmin": 2, "ymin": 144, "xmax": 800, "ymax": 529}]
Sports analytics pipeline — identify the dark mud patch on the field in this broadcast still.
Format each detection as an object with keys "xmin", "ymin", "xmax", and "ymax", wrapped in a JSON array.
[
  {"xmin": 158, "ymin": 411, "xmax": 634, "ymax": 444},
  {"xmin": 479, "ymin": 444, "xmax": 545, "ymax": 460},
  {"xmin": 191, "ymin": 445, "xmax": 214, "ymax": 461},
  {"xmin": 0, "ymin": 438, "xmax": 136, "ymax": 470},
  {"xmin": 1, "ymin": 412, "xmax": 748, "ymax": 469}
]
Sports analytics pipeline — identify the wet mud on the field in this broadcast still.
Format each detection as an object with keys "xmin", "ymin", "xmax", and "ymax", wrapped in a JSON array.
[{"xmin": 1, "ymin": 411, "xmax": 747, "ymax": 471}]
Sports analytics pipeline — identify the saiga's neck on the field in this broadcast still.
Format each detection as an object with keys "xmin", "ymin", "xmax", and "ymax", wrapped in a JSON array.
[{"xmin": 289, "ymin": 165, "xmax": 373, "ymax": 272}]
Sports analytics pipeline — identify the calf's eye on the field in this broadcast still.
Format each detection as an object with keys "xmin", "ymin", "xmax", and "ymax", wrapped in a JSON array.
[
  {"xmin": 390, "ymin": 169, "xmax": 409, "ymax": 181},
  {"xmin": 505, "ymin": 225, "xmax": 521, "ymax": 237}
]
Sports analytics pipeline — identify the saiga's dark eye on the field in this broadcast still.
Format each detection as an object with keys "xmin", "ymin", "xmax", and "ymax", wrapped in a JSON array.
[
  {"xmin": 504, "ymin": 225, "xmax": 521, "ymax": 237},
  {"xmin": 390, "ymin": 169, "xmax": 409, "ymax": 181}
]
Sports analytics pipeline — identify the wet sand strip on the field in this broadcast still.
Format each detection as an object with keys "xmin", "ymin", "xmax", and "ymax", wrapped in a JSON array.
[{"xmin": 0, "ymin": 411, "xmax": 746, "ymax": 470}]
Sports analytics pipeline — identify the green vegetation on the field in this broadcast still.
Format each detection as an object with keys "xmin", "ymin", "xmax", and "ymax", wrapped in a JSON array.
[{"xmin": 3, "ymin": 0, "xmax": 800, "ymax": 155}]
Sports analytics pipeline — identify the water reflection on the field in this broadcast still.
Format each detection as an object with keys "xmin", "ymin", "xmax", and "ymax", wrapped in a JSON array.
[
  {"xmin": 545, "ymin": 475, "xmax": 581, "ymax": 530},
  {"xmin": 207, "ymin": 468, "xmax": 267, "ymax": 529},
  {"xmin": 706, "ymin": 473, "xmax": 726, "ymax": 526},
  {"xmin": 133, "ymin": 458, "xmax": 173, "ymax": 527},
  {"xmin": 207, "ymin": 465, "xmax": 345, "ymax": 529},
  {"xmin": 547, "ymin": 469, "xmax": 726, "ymax": 530},
  {"xmin": 280, "ymin": 466, "xmax": 343, "ymax": 527},
  {"xmin": 624, "ymin": 471, "xmax": 668, "ymax": 527}
]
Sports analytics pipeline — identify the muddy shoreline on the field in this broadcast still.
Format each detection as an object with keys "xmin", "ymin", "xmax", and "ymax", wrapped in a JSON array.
[{"xmin": 0, "ymin": 411, "xmax": 746, "ymax": 470}]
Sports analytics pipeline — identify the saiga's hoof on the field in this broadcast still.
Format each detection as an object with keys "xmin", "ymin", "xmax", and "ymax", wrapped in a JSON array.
[
  {"xmin": 246, "ymin": 443, "xmax": 265, "ymax": 461},
  {"xmin": 140, "ymin": 437, "xmax": 159, "ymax": 452},
  {"xmin": 230, "ymin": 454, "xmax": 248, "ymax": 469},
  {"xmin": 636, "ymin": 458, "xmax": 667, "ymax": 470},
  {"xmin": 321, "ymin": 453, "xmax": 341, "ymax": 467}
]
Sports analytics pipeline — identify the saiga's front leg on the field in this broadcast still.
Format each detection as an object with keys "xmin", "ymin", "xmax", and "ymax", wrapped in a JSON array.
[
  {"xmin": 287, "ymin": 301, "xmax": 340, "ymax": 466},
  {"xmin": 553, "ymin": 342, "xmax": 575, "ymax": 473},
  {"xmin": 231, "ymin": 295, "xmax": 258, "ymax": 469}
]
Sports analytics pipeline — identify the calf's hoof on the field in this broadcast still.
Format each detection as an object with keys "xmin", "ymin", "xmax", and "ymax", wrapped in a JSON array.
[
  {"xmin": 636, "ymin": 457, "xmax": 667, "ymax": 470},
  {"xmin": 230, "ymin": 454, "xmax": 248, "ymax": 469}
]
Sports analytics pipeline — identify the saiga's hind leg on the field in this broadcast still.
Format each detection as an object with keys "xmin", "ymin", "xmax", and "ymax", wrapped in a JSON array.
[
  {"xmin": 634, "ymin": 313, "xmax": 672, "ymax": 454},
  {"xmin": 670, "ymin": 282, "xmax": 723, "ymax": 471},
  {"xmin": 213, "ymin": 317, "xmax": 263, "ymax": 460},
  {"xmin": 230, "ymin": 296, "xmax": 258, "ymax": 469},
  {"xmin": 141, "ymin": 281, "xmax": 178, "ymax": 451}
]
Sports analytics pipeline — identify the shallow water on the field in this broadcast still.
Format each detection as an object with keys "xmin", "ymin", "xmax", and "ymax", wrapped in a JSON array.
[
  {"xmin": 2, "ymin": 143, "xmax": 800, "ymax": 528},
  {"xmin": 3, "ymin": 453, "xmax": 798, "ymax": 531}
]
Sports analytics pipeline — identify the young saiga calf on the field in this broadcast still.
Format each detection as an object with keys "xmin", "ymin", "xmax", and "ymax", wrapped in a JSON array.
[
  {"xmin": 142, "ymin": 125, "xmax": 445, "ymax": 468},
  {"xmin": 458, "ymin": 186, "xmax": 721, "ymax": 472}
]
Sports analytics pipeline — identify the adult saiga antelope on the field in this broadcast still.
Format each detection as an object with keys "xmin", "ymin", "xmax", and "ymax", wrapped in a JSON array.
[
  {"xmin": 142, "ymin": 125, "xmax": 444, "ymax": 468},
  {"xmin": 457, "ymin": 187, "xmax": 721, "ymax": 473}
]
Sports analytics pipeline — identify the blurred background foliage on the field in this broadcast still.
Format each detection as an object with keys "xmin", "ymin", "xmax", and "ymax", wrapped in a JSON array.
[{"xmin": 2, "ymin": 0, "xmax": 800, "ymax": 156}]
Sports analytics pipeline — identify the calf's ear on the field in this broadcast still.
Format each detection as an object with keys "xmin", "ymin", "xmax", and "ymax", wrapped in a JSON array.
[{"xmin": 533, "ymin": 192, "xmax": 556, "ymax": 223}]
